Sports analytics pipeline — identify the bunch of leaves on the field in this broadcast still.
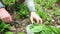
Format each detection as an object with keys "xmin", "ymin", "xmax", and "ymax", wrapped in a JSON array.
[
  {"xmin": 30, "ymin": 23, "xmax": 60, "ymax": 34},
  {"xmin": 0, "ymin": 21, "xmax": 10, "ymax": 32},
  {"xmin": 2, "ymin": 0, "xmax": 16, "ymax": 6},
  {"xmin": 54, "ymin": 11, "xmax": 60, "ymax": 18},
  {"xmin": 34, "ymin": 0, "xmax": 40, "ymax": 4},
  {"xmin": 34, "ymin": 0, "xmax": 58, "ymax": 24},
  {"xmin": 5, "ymin": 31, "xmax": 13, "ymax": 34},
  {"xmin": 15, "ymin": 3, "xmax": 29, "ymax": 19},
  {"xmin": 50, "ymin": 6, "xmax": 60, "ymax": 18},
  {"xmin": 18, "ymin": 32, "xmax": 24, "ymax": 34},
  {"xmin": 35, "ymin": 4, "xmax": 53, "ymax": 24},
  {"xmin": 34, "ymin": 0, "xmax": 57, "ymax": 9}
]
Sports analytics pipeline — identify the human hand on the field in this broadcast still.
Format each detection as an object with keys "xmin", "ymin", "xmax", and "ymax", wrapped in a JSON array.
[
  {"xmin": 30, "ymin": 11, "xmax": 42, "ymax": 24},
  {"xmin": 0, "ymin": 8, "xmax": 12, "ymax": 23}
]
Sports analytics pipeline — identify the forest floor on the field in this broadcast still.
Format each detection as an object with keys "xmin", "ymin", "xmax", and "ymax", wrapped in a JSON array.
[{"xmin": 8, "ymin": 8, "xmax": 60, "ymax": 34}]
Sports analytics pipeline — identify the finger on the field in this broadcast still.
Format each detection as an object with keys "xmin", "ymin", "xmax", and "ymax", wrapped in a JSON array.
[
  {"xmin": 2, "ymin": 17, "xmax": 11, "ymax": 23},
  {"xmin": 36, "ymin": 19, "xmax": 39, "ymax": 23},
  {"xmin": 6, "ymin": 17, "xmax": 13, "ymax": 23},
  {"xmin": 4, "ymin": 17, "xmax": 10, "ymax": 23},
  {"xmin": 30, "ymin": 17, "xmax": 33, "ymax": 23},
  {"xmin": 2, "ymin": 17, "xmax": 8, "ymax": 22},
  {"xmin": 9, "ymin": 17, "xmax": 13, "ymax": 23},
  {"xmin": 39, "ymin": 18, "xmax": 42, "ymax": 24},
  {"xmin": 7, "ymin": 17, "xmax": 10, "ymax": 22}
]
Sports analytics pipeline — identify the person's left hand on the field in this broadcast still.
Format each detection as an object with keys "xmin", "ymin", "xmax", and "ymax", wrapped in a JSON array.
[{"xmin": 30, "ymin": 11, "xmax": 42, "ymax": 24}]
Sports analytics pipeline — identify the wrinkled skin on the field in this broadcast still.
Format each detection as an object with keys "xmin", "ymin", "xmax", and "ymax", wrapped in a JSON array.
[
  {"xmin": 30, "ymin": 12, "xmax": 42, "ymax": 24},
  {"xmin": 0, "ymin": 8, "xmax": 12, "ymax": 23}
]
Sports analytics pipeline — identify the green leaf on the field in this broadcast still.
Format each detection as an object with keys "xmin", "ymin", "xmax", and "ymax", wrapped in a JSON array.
[
  {"xmin": 5, "ymin": 31, "xmax": 13, "ymax": 34},
  {"xmin": 18, "ymin": 32, "xmax": 24, "ymax": 34},
  {"xmin": 30, "ymin": 24, "xmax": 60, "ymax": 34},
  {"xmin": 2, "ymin": 0, "xmax": 15, "ymax": 6}
]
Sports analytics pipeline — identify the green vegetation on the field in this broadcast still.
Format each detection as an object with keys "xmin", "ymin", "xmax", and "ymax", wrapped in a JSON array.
[
  {"xmin": 18, "ymin": 32, "xmax": 24, "ymax": 34},
  {"xmin": 54, "ymin": 11, "xmax": 60, "ymax": 18},
  {"xmin": 5, "ymin": 32, "xmax": 24, "ymax": 34},
  {"xmin": 2, "ymin": 0, "xmax": 59, "ymax": 20},
  {"xmin": 2, "ymin": 0, "xmax": 16, "ymax": 6},
  {"xmin": 34, "ymin": 0, "xmax": 57, "ymax": 9},
  {"xmin": 29, "ymin": 0, "xmax": 60, "ymax": 34},
  {"xmin": 1, "ymin": 0, "xmax": 60, "ymax": 34},
  {"xmin": 30, "ymin": 23, "xmax": 60, "ymax": 34},
  {"xmin": 5, "ymin": 31, "xmax": 13, "ymax": 34},
  {"xmin": 16, "ymin": 3, "xmax": 29, "ymax": 18},
  {"xmin": 0, "ymin": 21, "xmax": 10, "ymax": 32}
]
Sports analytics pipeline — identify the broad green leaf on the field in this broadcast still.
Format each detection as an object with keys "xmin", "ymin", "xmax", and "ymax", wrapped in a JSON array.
[{"xmin": 5, "ymin": 31, "xmax": 13, "ymax": 34}]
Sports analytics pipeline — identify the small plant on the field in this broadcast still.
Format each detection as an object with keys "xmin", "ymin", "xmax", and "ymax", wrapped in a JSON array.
[
  {"xmin": 2, "ymin": 0, "xmax": 16, "ymax": 6},
  {"xmin": 29, "ymin": 23, "xmax": 60, "ymax": 34},
  {"xmin": 34, "ymin": 0, "xmax": 58, "ymax": 24},
  {"xmin": 36, "ymin": 0, "xmax": 57, "ymax": 9},
  {"xmin": 5, "ymin": 31, "xmax": 13, "ymax": 34},
  {"xmin": 35, "ymin": 4, "xmax": 53, "ymax": 24},
  {"xmin": 54, "ymin": 11, "xmax": 60, "ymax": 18},
  {"xmin": 0, "ymin": 21, "xmax": 10, "ymax": 32},
  {"xmin": 18, "ymin": 32, "xmax": 24, "ymax": 34},
  {"xmin": 16, "ymin": 3, "xmax": 29, "ymax": 19}
]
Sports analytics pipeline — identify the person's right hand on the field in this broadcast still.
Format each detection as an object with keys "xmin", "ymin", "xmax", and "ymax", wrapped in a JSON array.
[
  {"xmin": 30, "ymin": 12, "xmax": 42, "ymax": 24},
  {"xmin": 0, "ymin": 8, "xmax": 12, "ymax": 23}
]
